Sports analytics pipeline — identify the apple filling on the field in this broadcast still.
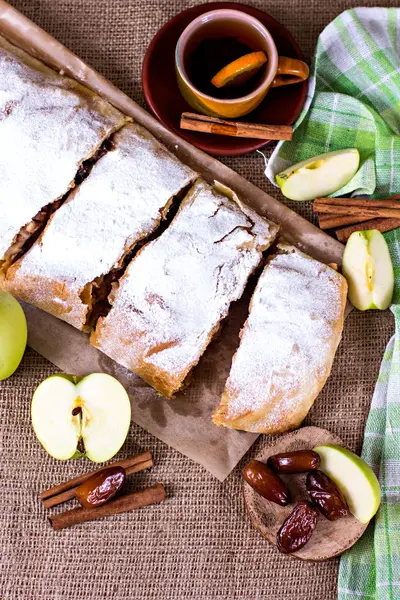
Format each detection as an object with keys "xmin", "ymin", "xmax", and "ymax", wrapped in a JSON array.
[
  {"xmin": 0, "ymin": 138, "xmax": 115, "ymax": 274},
  {"xmin": 1, "ymin": 199, "xmax": 63, "ymax": 273},
  {"xmin": 82, "ymin": 268, "xmax": 124, "ymax": 330}
]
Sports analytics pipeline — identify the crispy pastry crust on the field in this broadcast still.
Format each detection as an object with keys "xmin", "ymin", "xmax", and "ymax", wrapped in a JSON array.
[
  {"xmin": 2, "ymin": 123, "xmax": 197, "ymax": 330},
  {"xmin": 212, "ymin": 244, "xmax": 347, "ymax": 433},
  {"xmin": 91, "ymin": 178, "xmax": 279, "ymax": 397}
]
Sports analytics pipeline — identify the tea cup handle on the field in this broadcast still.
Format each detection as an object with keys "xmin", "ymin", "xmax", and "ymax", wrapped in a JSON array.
[{"xmin": 271, "ymin": 57, "xmax": 309, "ymax": 87}]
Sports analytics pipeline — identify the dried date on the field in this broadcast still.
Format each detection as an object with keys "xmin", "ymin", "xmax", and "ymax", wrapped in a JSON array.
[
  {"xmin": 267, "ymin": 450, "xmax": 320, "ymax": 473},
  {"xmin": 76, "ymin": 466, "xmax": 126, "ymax": 508},
  {"xmin": 242, "ymin": 459, "xmax": 290, "ymax": 506},
  {"xmin": 277, "ymin": 501, "xmax": 319, "ymax": 554},
  {"xmin": 306, "ymin": 470, "xmax": 348, "ymax": 521}
]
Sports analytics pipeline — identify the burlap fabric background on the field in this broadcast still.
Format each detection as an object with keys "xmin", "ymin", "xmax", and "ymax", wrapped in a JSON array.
[{"xmin": 0, "ymin": 1, "xmax": 396, "ymax": 598}]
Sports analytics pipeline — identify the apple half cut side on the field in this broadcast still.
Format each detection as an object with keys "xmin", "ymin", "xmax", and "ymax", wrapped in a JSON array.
[
  {"xmin": 314, "ymin": 444, "xmax": 381, "ymax": 524},
  {"xmin": 342, "ymin": 230, "xmax": 394, "ymax": 310},
  {"xmin": 276, "ymin": 148, "xmax": 360, "ymax": 201},
  {"xmin": 31, "ymin": 373, "xmax": 131, "ymax": 462}
]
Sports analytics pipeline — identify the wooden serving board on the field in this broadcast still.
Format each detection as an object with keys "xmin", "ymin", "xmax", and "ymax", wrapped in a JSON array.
[{"xmin": 243, "ymin": 427, "xmax": 368, "ymax": 561}]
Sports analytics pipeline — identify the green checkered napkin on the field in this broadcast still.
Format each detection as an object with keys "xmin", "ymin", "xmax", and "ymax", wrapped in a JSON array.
[
  {"xmin": 339, "ymin": 227, "xmax": 400, "ymax": 600},
  {"xmin": 266, "ymin": 8, "xmax": 400, "ymax": 199},
  {"xmin": 266, "ymin": 8, "xmax": 400, "ymax": 599}
]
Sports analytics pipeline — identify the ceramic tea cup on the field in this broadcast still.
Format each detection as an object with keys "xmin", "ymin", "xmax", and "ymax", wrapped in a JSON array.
[{"xmin": 175, "ymin": 8, "xmax": 309, "ymax": 119}]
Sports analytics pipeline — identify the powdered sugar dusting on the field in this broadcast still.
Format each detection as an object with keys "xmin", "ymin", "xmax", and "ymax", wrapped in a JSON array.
[
  {"xmin": 92, "ymin": 179, "xmax": 278, "ymax": 395},
  {"xmin": 6, "ymin": 123, "xmax": 196, "ymax": 327},
  {"xmin": 0, "ymin": 35, "xmax": 126, "ymax": 260},
  {"xmin": 215, "ymin": 245, "xmax": 347, "ymax": 432}
]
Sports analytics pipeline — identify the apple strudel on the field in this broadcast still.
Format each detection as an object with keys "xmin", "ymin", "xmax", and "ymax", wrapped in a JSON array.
[
  {"xmin": 212, "ymin": 244, "xmax": 347, "ymax": 433},
  {"xmin": 0, "ymin": 35, "xmax": 127, "ymax": 273},
  {"xmin": 91, "ymin": 178, "xmax": 279, "ymax": 397},
  {"xmin": 3, "ymin": 123, "xmax": 197, "ymax": 330}
]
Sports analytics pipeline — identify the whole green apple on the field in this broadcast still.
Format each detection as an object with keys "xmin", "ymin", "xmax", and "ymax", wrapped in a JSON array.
[{"xmin": 0, "ymin": 291, "xmax": 27, "ymax": 380}]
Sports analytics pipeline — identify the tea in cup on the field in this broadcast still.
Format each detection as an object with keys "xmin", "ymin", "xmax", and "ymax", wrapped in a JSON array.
[{"xmin": 175, "ymin": 9, "xmax": 309, "ymax": 119}]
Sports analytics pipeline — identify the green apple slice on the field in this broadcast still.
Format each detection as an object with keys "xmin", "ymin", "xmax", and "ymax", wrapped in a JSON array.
[
  {"xmin": 31, "ymin": 373, "xmax": 131, "ymax": 462},
  {"xmin": 276, "ymin": 148, "xmax": 360, "ymax": 201},
  {"xmin": 342, "ymin": 230, "xmax": 394, "ymax": 310},
  {"xmin": 314, "ymin": 444, "xmax": 381, "ymax": 524}
]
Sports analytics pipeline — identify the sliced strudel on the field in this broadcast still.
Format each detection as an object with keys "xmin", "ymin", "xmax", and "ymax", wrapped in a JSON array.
[
  {"xmin": 0, "ymin": 35, "xmax": 127, "ymax": 272},
  {"xmin": 3, "ymin": 123, "xmax": 196, "ymax": 330},
  {"xmin": 212, "ymin": 245, "xmax": 347, "ymax": 433},
  {"xmin": 91, "ymin": 179, "xmax": 279, "ymax": 397}
]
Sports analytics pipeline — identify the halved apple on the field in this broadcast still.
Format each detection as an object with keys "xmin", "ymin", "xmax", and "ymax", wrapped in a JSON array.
[
  {"xmin": 342, "ymin": 230, "xmax": 394, "ymax": 310},
  {"xmin": 276, "ymin": 148, "xmax": 360, "ymax": 201},
  {"xmin": 31, "ymin": 373, "xmax": 131, "ymax": 462},
  {"xmin": 314, "ymin": 444, "xmax": 381, "ymax": 524}
]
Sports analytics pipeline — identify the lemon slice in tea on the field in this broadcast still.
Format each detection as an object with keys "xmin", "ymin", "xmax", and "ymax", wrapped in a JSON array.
[{"xmin": 211, "ymin": 51, "xmax": 267, "ymax": 89}]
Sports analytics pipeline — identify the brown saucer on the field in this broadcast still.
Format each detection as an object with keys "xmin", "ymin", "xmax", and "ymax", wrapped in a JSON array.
[
  {"xmin": 142, "ymin": 2, "xmax": 308, "ymax": 157},
  {"xmin": 243, "ymin": 427, "xmax": 368, "ymax": 561}
]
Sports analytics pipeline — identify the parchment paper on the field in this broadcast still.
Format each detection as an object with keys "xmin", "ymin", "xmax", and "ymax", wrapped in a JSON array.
[
  {"xmin": 21, "ymin": 291, "xmax": 258, "ymax": 481},
  {"xmin": 0, "ymin": 0, "xmax": 345, "ymax": 480}
]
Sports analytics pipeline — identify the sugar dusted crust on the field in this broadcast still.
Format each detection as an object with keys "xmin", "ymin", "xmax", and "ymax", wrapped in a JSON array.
[
  {"xmin": 0, "ymin": 35, "xmax": 127, "ymax": 266},
  {"xmin": 91, "ymin": 178, "xmax": 279, "ymax": 397},
  {"xmin": 3, "ymin": 123, "xmax": 197, "ymax": 330},
  {"xmin": 212, "ymin": 244, "xmax": 347, "ymax": 433}
]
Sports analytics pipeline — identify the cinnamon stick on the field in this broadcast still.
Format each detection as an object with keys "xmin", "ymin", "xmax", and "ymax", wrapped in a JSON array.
[
  {"xmin": 313, "ymin": 204, "xmax": 400, "ymax": 219},
  {"xmin": 335, "ymin": 217, "xmax": 400, "ymax": 243},
  {"xmin": 180, "ymin": 112, "xmax": 293, "ymax": 140},
  {"xmin": 40, "ymin": 451, "xmax": 152, "ymax": 501},
  {"xmin": 318, "ymin": 213, "xmax": 374, "ymax": 230},
  {"xmin": 42, "ymin": 458, "xmax": 153, "ymax": 509},
  {"xmin": 49, "ymin": 483, "xmax": 166, "ymax": 530},
  {"xmin": 315, "ymin": 195, "xmax": 400, "ymax": 209}
]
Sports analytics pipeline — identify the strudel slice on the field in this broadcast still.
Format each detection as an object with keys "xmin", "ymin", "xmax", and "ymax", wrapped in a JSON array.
[
  {"xmin": 3, "ymin": 123, "xmax": 196, "ymax": 330},
  {"xmin": 91, "ymin": 179, "xmax": 279, "ymax": 398},
  {"xmin": 212, "ymin": 245, "xmax": 347, "ymax": 433},
  {"xmin": 0, "ymin": 35, "xmax": 127, "ymax": 272}
]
